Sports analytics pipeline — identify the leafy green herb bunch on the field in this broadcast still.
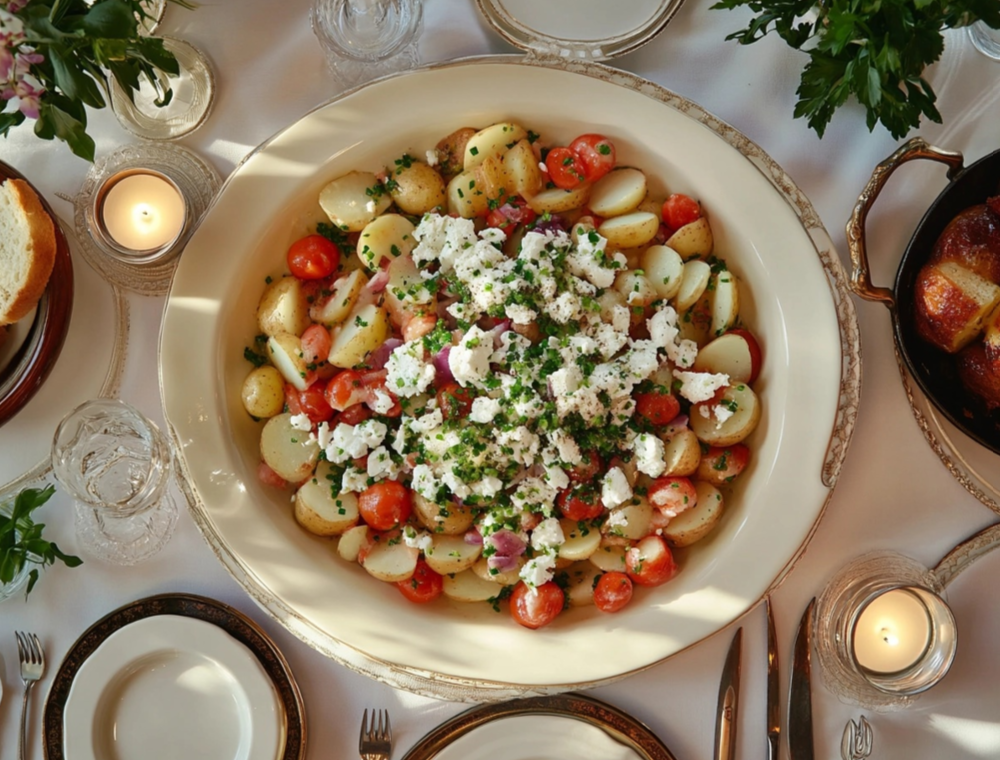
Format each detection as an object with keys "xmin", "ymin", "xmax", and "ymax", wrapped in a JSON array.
[
  {"xmin": 712, "ymin": 0, "xmax": 1000, "ymax": 139},
  {"xmin": 0, "ymin": 0, "xmax": 194, "ymax": 161},
  {"xmin": 0, "ymin": 484, "xmax": 81, "ymax": 598}
]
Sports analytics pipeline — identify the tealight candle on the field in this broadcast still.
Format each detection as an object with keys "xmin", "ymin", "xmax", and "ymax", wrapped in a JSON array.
[
  {"xmin": 852, "ymin": 587, "xmax": 932, "ymax": 674},
  {"xmin": 98, "ymin": 170, "xmax": 186, "ymax": 253}
]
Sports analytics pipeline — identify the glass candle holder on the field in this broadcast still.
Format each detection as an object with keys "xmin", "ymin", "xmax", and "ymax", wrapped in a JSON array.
[
  {"xmin": 814, "ymin": 551, "xmax": 958, "ymax": 711},
  {"xmin": 311, "ymin": 0, "xmax": 423, "ymax": 89},
  {"xmin": 51, "ymin": 399, "xmax": 178, "ymax": 566}
]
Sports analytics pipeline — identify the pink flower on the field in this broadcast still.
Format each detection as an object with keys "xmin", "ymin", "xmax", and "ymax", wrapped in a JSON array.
[
  {"xmin": 13, "ymin": 50, "xmax": 41, "ymax": 77},
  {"xmin": 2, "ymin": 79, "xmax": 43, "ymax": 118},
  {"xmin": 4, "ymin": 0, "xmax": 30, "ymax": 12}
]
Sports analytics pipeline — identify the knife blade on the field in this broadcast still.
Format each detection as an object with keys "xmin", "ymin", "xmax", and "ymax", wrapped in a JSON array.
[
  {"xmin": 788, "ymin": 598, "xmax": 817, "ymax": 760},
  {"xmin": 714, "ymin": 626, "xmax": 743, "ymax": 760},
  {"xmin": 766, "ymin": 597, "xmax": 780, "ymax": 760}
]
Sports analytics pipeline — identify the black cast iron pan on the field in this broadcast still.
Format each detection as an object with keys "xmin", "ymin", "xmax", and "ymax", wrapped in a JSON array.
[{"xmin": 848, "ymin": 137, "xmax": 1000, "ymax": 455}]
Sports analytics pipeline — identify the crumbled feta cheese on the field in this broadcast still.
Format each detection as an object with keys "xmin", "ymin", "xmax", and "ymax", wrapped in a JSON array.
[
  {"xmin": 370, "ymin": 388, "xmax": 396, "ymax": 415},
  {"xmin": 605, "ymin": 508, "xmax": 629, "ymax": 533},
  {"xmin": 531, "ymin": 517, "xmax": 565, "ymax": 551},
  {"xmin": 425, "ymin": 149, "xmax": 439, "ymax": 167},
  {"xmin": 410, "ymin": 464, "xmax": 441, "ymax": 501},
  {"xmin": 544, "ymin": 464, "xmax": 570, "ymax": 491},
  {"xmin": 367, "ymin": 446, "xmax": 400, "ymax": 480},
  {"xmin": 470, "ymin": 396, "xmax": 501, "ymax": 424},
  {"xmin": 673, "ymin": 370, "xmax": 730, "ymax": 403},
  {"xmin": 633, "ymin": 433, "xmax": 666, "ymax": 478},
  {"xmin": 520, "ymin": 553, "xmax": 557, "ymax": 588},
  {"xmin": 506, "ymin": 304, "xmax": 537, "ymax": 325},
  {"xmin": 365, "ymin": 199, "xmax": 377, "ymax": 214},
  {"xmin": 548, "ymin": 291, "xmax": 583, "ymax": 324},
  {"xmin": 470, "ymin": 476, "xmax": 503, "ymax": 498},
  {"xmin": 385, "ymin": 340, "xmax": 436, "ymax": 397},
  {"xmin": 548, "ymin": 430, "xmax": 582, "ymax": 465},
  {"xmin": 403, "ymin": 525, "xmax": 433, "ymax": 551},
  {"xmin": 602, "ymin": 467, "xmax": 633, "ymax": 509},
  {"xmin": 496, "ymin": 427, "xmax": 540, "ymax": 467},
  {"xmin": 712, "ymin": 404, "xmax": 735, "ymax": 425},
  {"xmin": 341, "ymin": 466, "xmax": 369, "ymax": 493},
  {"xmin": 290, "ymin": 413, "xmax": 313, "ymax": 432},
  {"xmin": 443, "ymin": 468, "xmax": 471, "ymax": 499},
  {"xmin": 410, "ymin": 408, "xmax": 444, "ymax": 434},
  {"xmin": 449, "ymin": 325, "xmax": 493, "ymax": 387}
]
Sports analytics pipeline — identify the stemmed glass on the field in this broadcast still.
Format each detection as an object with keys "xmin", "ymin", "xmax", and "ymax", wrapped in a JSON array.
[{"xmin": 51, "ymin": 399, "xmax": 178, "ymax": 566}]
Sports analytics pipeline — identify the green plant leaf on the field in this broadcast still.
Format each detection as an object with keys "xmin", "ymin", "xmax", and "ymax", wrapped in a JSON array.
[
  {"xmin": 49, "ymin": 46, "xmax": 106, "ymax": 107},
  {"xmin": 38, "ymin": 98, "xmax": 94, "ymax": 160},
  {"xmin": 82, "ymin": 0, "xmax": 139, "ymax": 39}
]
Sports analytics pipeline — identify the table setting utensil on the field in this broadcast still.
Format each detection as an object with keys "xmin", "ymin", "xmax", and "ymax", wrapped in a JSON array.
[
  {"xmin": 766, "ymin": 597, "xmax": 780, "ymax": 760},
  {"xmin": 360, "ymin": 709, "xmax": 393, "ymax": 760},
  {"xmin": 15, "ymin": 631, "xmax": 45, "ymax": 760},
  {"xmin": 841, "ymin": 716, "xmax": 873, "ymax": 760},
  {"xmin": 713, "ymin": 627, "xmax": 741, "ymax": 760},
  {"xmin": 161, "ymin": 57, "xmax": 860, "ymax": 700},
  {"xmin": 788, "ymin": 598, "xmax": 815, "ymax": 760}
]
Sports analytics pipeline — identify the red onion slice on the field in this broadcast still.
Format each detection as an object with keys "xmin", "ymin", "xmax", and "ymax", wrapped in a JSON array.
[
  {"xmin": 434, "ymin": 345, "xmax": 455, "ymax": 384},
  {"xmin": 368, "ymin": 339, "xmax": 403, "ymax": 370}
]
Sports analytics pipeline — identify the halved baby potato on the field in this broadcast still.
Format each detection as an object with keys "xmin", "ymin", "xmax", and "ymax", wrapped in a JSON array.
[
  {"xmin": 310, "ymin": 269, "xmax": 368, "ymax": 326},
  {"xmin": 463, "ymin": 122, "xmax": 527, "ymax": 171},
  {"xmin": 675, "ymin": 259, "xmax": 712, "ymax": 312},
  {"xmin": 588, "ymin": 168, "xmax": 647, "ymax": 217},
  {"xmin": 358, "ymin": 214, "xmax": 416, "ymax": 271},
  {"xmin": 424, "ymin": 534, "xmax": 482, "ymax": 575},
  {"xmin": 327, "ymin": 303, "xmax": 390, "ymax": 368},
  {"xmin": 710, "ymin": 270, "xmax": 740, "ymax": 337},
  {"xmin": 660, "ymin": 428, "xmax": 701, "ymax": 477},
  {"xmin": 257, "ymin": 276, "xmax": 311, "ymax": 338},
  {"xmin": 564, "ymin": 562, "xmax": 603, "ymax": 607},
  {"xmin": 527, "ymin": 184, "xmax": 592, "ymax": 215},
  {"xmin": 641, "ymin": 245, "xmax": 684, "ymax": 301},
  {"xmin": 267, "ymin": 332, "xmax": 309, "ymax": 391},
  {"xmin": 666, "ymin": 216, "xmax": 713, "ymax": 259},
  {"xmin": 598, "ymin": 211, "xmax": 659, "ymax": 249},
  {"xmin": 663, "ymin": 481, "xmax": 724, "ymax": 547},
  {"xmin": 319, "ymin": 171, "xmax": 391, "ymax": 232},
  {"xmin": 362, "ymin": 539, "xmax": 419, "ymax": 582},
  {"xmin": 260, "ymin": 412, "xmax": 320, "ymax": 483},
  {"xmin": 604, "ymin": 497, "xmax": 653, "ymax": 541},
  {"xmin": 588, "ymin": 541, "xmax": 628, "ymax": 573},
  {"xmin": 557, "ymin": 519, "xmax": 602, "ymax": 562},
  {"xmin": 294, "ymin": 462, "xmax": 359, "ymax": 536},
  {"xmin": 690, "ymin": 382, "xmax": 761, "ymax": 446},
  {"xmin": 412, "ymin": 493, "xmax": 475, "ymax": 535},
  {"xmin": 447, "ymin": 170, "xmax": 489, "ymax": 218},
  {"xmin": 241, "ymin": 366, "xmax": 285, "ymax": 419},
  {"xmin": 337, "ymin": 524, "xmax": 370, "ymax": 562},
  {"xmin": 503, "ymin": 139, "xmax": 543, "ymax": 198},
  {"xmin": 443, "ymin": 569, "xmax": 505, "ymax": 603},
  {"xmin": 388, "ymin": 161, "xmax": 446, "ymax": 215}
]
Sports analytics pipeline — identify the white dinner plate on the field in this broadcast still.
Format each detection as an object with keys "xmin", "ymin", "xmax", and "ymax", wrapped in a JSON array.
[
  {"xmin": 401, "ymin": 695, "xmax": 675, "ymax": 760},
  {"xmin": 63, "ymin": 615, "xmax": 283, "ymax": 760},
  {"xmin": 161, "ymin": 56, "xmax": 860, "ymax": 699}
]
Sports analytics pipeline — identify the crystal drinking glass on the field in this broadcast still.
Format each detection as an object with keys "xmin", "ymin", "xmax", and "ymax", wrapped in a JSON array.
[
  {"xmin": 51, "ymin": 399, "xmax": 178, "ymax": 565},
  {"xmin": 311, "ymin": 0, "xmax": 423, "ymax": 89}
]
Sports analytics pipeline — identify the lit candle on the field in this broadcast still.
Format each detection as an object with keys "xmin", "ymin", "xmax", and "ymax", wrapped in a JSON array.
[
  {"xmin": 852, "ymin": 587, "xmax": 932, "ymax": 674},
  {"xmin": 99, "ymin": 171, "xmax": 186, "ymax": 252}
]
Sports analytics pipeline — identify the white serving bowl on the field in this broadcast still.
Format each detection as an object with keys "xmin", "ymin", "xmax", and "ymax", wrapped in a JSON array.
[{"xmin": 161, "ymin": 57, "xmax": 859, "ymax": 701}]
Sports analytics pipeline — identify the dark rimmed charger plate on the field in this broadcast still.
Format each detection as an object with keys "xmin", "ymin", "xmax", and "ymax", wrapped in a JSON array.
[
  {"xmin": 401, "ymin": 693, "xmax": 677, "ymax": 760},
  {"xmin": 42, "ymin": 592, "xmax": 306, "ymax": 760},
  {"xmin": 0, "ymin": 161, "xmax": 73, "ymax": 429}
]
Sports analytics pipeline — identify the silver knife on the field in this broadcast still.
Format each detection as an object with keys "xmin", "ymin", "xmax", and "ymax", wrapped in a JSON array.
[
  {"xmin": 788, "ymin": 598, "xmax": 817, "ymax": 760},
  {"xmin": 766, "ymin": 597, "xmax": 780, "ymax": 760},
  {"xmin": 714, "ymin": 626, "xmax": 743, "ymax": 760}
]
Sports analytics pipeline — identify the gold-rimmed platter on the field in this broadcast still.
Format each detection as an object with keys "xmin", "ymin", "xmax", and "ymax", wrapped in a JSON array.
[
  {"xmin": 401, "ymin": 694, "xmax": 676, "ymax": 760},
  {"xmin": 161, "ymin": 55, "xmax": 860, "ymax": 700},
  {"xmin": 42, "ymin": 593, "xmax": 306, "ymax": 760}
]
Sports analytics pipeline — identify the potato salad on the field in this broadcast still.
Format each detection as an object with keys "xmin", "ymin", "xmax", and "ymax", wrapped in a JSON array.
[{"xmin": 242, "ymin": 122, "xmax": 764, "ymax": 629}]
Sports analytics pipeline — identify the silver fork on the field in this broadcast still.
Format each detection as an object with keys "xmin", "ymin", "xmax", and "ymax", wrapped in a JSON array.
[
  {"xmin": 15, "ymin": 632, "xmax": 45, "ymax": 760},
  {"xmin": 359, "ymin": 708, "xmax": 393, "ymax": 760},
  {"xmin": 841, "ymin": 716, "xmax": 874, "ymax": 760}
]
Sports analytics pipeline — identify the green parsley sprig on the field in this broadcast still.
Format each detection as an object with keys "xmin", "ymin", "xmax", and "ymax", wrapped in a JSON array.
[
  {"xmin": 711, "ymin": 0, "xmax": 1000, "ymax": 138},
  {"xmin": 0, "ymin": 484, "xmax": 82, "ymax": 597}
]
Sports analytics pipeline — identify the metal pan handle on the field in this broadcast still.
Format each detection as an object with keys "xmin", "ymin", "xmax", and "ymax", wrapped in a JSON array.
[{"xmin": 846, "ymin": 137, "xmax": 965, "ymax": 308}]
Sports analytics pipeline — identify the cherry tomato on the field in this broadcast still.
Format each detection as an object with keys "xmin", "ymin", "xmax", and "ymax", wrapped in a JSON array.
[
  {"xmin": 358, "ymin": 481, "xmax": 412, "ymax": 531},
  {"xmin": 397, "ymin": 559, "xmax": 444, "ymax": 604},
  {"xmin": 697, "ymin": 444, "xmax": 750, "ymax": 485},
  {"xmin": 594, "ymin": 571, "xmax": 633, "ymax": 613},
  {"xmin": 557, "ymin": 486, "xmax": 604, "ymax": 521},
  {"xmin": 661, "ymin": 194, "xmax": 702, "ymax": 231},
  {"xmin": 545, "ymin": 147, "xmax": 587, "ymax": 191},
  {"xmin": 567, "ymin": 451, "xmax": 602, "ymax": 484},
  {"xmin": 437, "ymin": 382, "xmax": 474, "ymax": 420},
  {"xmin": 635, "ymin": 389, "xmax": 681, "ymax": 427},
  {"xmin": 300, "ymin": 323, "xmax": 332, "ymax": 365},
  {"xmin": 286, "ymin": 383, "xmax": 334, "ymax": 424},
  {"xmin": 257, "ymin": 461, "xmax": 287, "ymax": 489},
  {"xmin": 336, "ymin": 403, "xmax": 372, "ymax": 426},
  {"xmin": 626, "ymin": 535, "xmax": 678, "ymax": 587},
  {"xmin": 647, "ymin": 476, "xmax": 698, "ymax": 517},
  {"xmin": 287, "ymin": 235, "xmax": 340, "ymax": 280},
  {"xmin": 509, "ymin": 581, "xmax": 565, "ymax": 629},
  {"xmin": 486, "ymin": 196, "xmax": 537, "ymax": 230},
  {"xmin": 569, "ymin": 134, "xmax": 616, "ymax": 182},
  {"xmin": 325, "ymin": 369, "xmax": 366, "ymax": 411}
]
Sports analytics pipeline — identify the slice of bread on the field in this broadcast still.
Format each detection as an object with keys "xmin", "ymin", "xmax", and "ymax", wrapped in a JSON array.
[
  {"xmin": 914, "ymin": 261, "xmax": 1000, "ymax": 353},
  {"xmin": 0, "ymin": 178, "xmax": 57, "ymax": 325}
]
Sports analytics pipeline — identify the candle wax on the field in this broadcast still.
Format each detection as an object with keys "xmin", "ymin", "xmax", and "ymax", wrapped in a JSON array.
[
  {"xmin": 852, "ymin": 587, "xmax": 932, "ymax": 674},
  {"xmin": 101, "ymin": 173, "xmax": 185, "ymax": 251}
]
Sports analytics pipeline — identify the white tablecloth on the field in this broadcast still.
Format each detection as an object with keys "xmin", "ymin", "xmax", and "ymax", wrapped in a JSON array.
[{"xmin": 3, "ymin": 1, "xmax": 1000, "ymax": 759}]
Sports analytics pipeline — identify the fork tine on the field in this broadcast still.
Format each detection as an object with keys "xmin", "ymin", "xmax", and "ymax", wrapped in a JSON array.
[
  {"xmin": 360, "ymin": 708, "xmax": 369, "ymax": 748},
  {"xmin": 383, "ymin": 710, "xmax": 391, "ymax": 743},
  {"xmin": 32, "ymin": 633, "xmax": 43, "ymax": 667}
]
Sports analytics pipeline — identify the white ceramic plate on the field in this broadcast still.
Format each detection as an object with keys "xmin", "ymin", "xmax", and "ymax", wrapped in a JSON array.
[
  {"xmin": 63, "ymin": 615, "xmax": 283, "ymax": 760},
  {"xmin": 161, "ymin": 57, "xmax": 859, "ymax": 699}
]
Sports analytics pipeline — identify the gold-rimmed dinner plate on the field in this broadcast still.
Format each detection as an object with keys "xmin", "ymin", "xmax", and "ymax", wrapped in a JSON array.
[
  {"xmin": 402, "ymin": 694, "xmax": 676, "ymax": 760},
  {"xmin": 43, "ymin": 593, "xmax": 306, "ymax": 760}
]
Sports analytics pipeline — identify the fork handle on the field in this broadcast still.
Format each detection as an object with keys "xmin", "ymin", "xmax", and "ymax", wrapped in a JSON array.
[{"xmin": 18, "ymin": 681, "xmax": 35, "ymax": 760}]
